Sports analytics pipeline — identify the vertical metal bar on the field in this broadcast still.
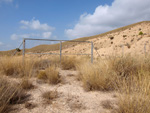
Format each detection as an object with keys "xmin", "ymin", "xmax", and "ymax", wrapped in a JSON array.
[
  {"xmin": 23, "ymin": 39, "xmax": 25, "ymax": 63},
  {"xmin": 22, "ymin": 39, "xmax": 25, "ymax": 76},
  {"xmin": 60, "ymin": 41, "xmax": 62, "ymax": 63},
  {"xmin": 91, "ymin": 42, "xmax": 93, "ymax": 63}
]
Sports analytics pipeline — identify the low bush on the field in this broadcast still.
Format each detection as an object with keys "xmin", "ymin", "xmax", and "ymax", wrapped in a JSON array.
[{"xmin": 139, "ymin": 31, "xmax": 143, "ymax": 35}]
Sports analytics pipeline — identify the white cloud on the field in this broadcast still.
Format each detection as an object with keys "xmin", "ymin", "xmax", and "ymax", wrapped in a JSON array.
[
  {"xmin": 42, "ymin": 32, "xmax": 52, "ymax": 39},
  {"xmin": 65, "ymin": 0, "xmax": 150, "ymax": 39},
  {"xmin": 10, "ymin": 33, "xmax": 40, "ymax": 40},
  {"xmin": 0, "ymin": 41, "xmax": 3, "ymax": 46},
  {"xmin": 20, "ymin": 19, "xmax": 55, "ymax": 31},
  {"xmin": 0, "ymin": 0, "xmax": 13, "ymax": 4},
  {"xmin": 11, "ymin": 34, "xmax": 18, "ymax": 40},
  {"xmin": 10, "ymin": 32, "xmax": 54, "ymax": 40}
]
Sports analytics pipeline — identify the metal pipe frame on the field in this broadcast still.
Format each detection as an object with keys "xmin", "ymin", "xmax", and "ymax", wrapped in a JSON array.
[
  {"xmin": 24, "ymin": 38, "xmax": 92, "ymax": 43},
  {"xmin": 23, "ymin": 38, "xmax": 94, "ymax": 63}
]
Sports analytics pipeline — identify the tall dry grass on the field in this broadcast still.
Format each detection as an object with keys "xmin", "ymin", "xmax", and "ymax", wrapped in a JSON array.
[
  {"xmin": 115, "ymin": 71, "xmax": 150, "ymax": 113},
  {"xmin": 0, "ymin": 56, "xmax": 57, "ymax": 77},
  {"xmin": 0, "ymin": 77, "xmax": 28, "ymax": 113},
  {"xmin": 37, "ymin": 65, "xmax": 60, "ymax": 84},
  {"xmin": 76, "ymin": 55, "xmax": 150, "ymax": 113},
  {"xmin": 0, "ymin": 56, "xmax": 36, "ymax": 77},
  {"xmin": 76, "ymin": 61, "xmax": 116, "ymax": 91},
  {"xmin": 61, "ymin": 56, "xmax": 78, "ymax": 70}
]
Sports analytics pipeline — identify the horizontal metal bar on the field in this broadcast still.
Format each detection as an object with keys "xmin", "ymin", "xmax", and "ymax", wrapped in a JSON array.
[
  {"xmin": 26, "ymin": 53, "xmax": 91, "ymax": 56},
  {"xmin": 24, "ymin": 38, "xmax": 92, "ymax": 43},
  {"xmin": 62, "ymin": 53, "xmax": 91, "ymax": 55}
]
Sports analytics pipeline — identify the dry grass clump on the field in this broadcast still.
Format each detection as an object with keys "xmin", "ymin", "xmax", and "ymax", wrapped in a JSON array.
[
  {"xmin": 0, "ymin": 77, "xmax": 28, "ymax": 113},
  {"xmin": 0, "ymin": 56, "xmax": 49, "ymax": 77},
  {"xmin": 42, "ymin": 90, "xmax": 58, "ymax": 104},
  {"xmin": 108, "ymin": 56, "xmax": 140, "ymax": 78},
  {"xmin": 116, "ymin": 94, "xmax": 150, "ymax": 113},
  {"xmin": 101, "ymin": 100, "xmax": 114, "ymax": 110},
  {"xmin": 76, "ymin": 61, "xmax": 115, "ymax": 91},
  {"xmin": 0, "ymin": 56, "xmax": 22, "ymax": 76},
  {"xmin": 0, "ymin": 56, "xmax": 37, "ymax": 77},
  {"xmin": 61, "ymin": 56, "xmax": 78, "ymax": 70},
  {"xmin": 76, "ymin": 55, "xmax": 150, "ymax": 113},
  {"xmin": 114, "ymin": 71, "xmax": 150, "ymax": 113},
  {"xmin": 21, "ymin": 78, "xmax": 34, "ymax": 90},
  {"xmin": 25, "ymin": 102, "xmax": 37, "ymax": 109},
  {"xmin": 37, "ymin": 70, "xmax": 47, "ymax": 79},
  {"xmin": 37, "ymin": 66, "xmax": 60, "ymax": 84},
  {"xmin": 33, "ymin": 57, "xmax": 60, "ymax": 70},
  {"xmin": 108, "ymin": 55, "xmax": 150, "ymax": 113}
]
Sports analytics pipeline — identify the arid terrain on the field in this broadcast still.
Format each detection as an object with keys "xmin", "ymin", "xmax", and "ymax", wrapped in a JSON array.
[
  {"xmin": 0, "ymin": 21, "xmax": 150, "ymax": 113},
  {"xmin": 24, "ymin": 21, "xmax": 150, "ymax": 59}
]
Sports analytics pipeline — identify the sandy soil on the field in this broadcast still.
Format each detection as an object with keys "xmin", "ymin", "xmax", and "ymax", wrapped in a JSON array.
[{"xmin": 10, "ymin": 70, "xmax": 118, "ymax": 113}]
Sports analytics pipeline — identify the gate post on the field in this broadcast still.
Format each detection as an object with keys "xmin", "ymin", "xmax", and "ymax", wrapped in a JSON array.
[{"xmin": 23, "ymin": 39, "xmax": 25, "ymax": 64}]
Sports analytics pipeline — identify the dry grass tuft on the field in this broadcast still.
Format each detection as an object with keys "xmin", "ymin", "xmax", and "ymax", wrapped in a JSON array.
[
  {"xmin": 0, "ymin": 56, "xmax": 39, "ymax": 77},
  {"xmin": 42, "ymin": 90, "xmax": 58, "ymax": 104},
  {"xmin": 101, "ymin": 100, "xmax": 114, "ymax": 110},
  {"xmin": 0, "ymin": 56, "xmax": 22, "ymax": 76},
  {"xmin": 37, "ymin": 66, "xmax": 60, "ymax": 84},
  {"xmin": 45, "ymin": 66, "xmax": 60, "ymax": 84},
  {"xmin": 0, "ymin": 77, "xmax": 28, "ymax": 113},
  {"xmin": 21, "ymin": 79, "xmax": 34, "ymax": 90},
  {"xmin": 76, "ymin": 61, "xmax": 115, "ymax": 91},
  {"xmin": 115, "ymin": 76, "xmax": 150, "ymax": 113},
  {"xmin": 61, "ymin": 56, "xmax": 78, "ymax": 70},
  {"xmin": 25, "ymin": 102, "xmax": 37, "ymax": 109},
  {"xmin": 37, "ymin": 70, "xmax": 47, "ymax": 79},
  {"xmin": 108, "ymin": 56, "xmax": 140, "ymax": 78},
  {"xmin": 113, "ymin": 58, "xmax": 150, "ymax": 113},
  {"xmin": 115, "ymin": 94, "xmax": 150, "ymax": 113}
]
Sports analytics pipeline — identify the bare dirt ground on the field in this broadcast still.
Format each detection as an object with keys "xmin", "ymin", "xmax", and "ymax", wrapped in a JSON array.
[{"xmin": 10, "ymin": 70, "xmax": 118, "ymax": 113}]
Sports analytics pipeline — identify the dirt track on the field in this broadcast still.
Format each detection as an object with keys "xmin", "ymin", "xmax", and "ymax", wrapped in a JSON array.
[{"xmin": 11, "ymin": 69, "xmax": 117, "ymax": 113}]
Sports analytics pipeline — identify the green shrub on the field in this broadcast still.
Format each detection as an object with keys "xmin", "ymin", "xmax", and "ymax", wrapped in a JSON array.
[{"xmin": 139, "ymin": 31, "xmax": 143, "ymax": 35}]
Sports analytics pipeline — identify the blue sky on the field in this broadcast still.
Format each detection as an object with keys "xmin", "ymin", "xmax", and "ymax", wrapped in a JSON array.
[{"xmin": 0, "ymin": 0, "xmax": 150, "ymax": 51}]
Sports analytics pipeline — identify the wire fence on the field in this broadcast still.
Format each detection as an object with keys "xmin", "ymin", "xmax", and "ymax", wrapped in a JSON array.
[
  {"xmin": 21, "ymin": 38, "xmax": 94, "ymax": 63},
  {"xmin": 11, "ymin": 38, "xmax": 150, "ymax": 62}
]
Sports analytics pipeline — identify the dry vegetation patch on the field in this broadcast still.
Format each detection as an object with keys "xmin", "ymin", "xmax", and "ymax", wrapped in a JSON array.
[
  {"xmin": 0, "ymin": 57, "xmax": 40, "ymax": 77},
  {"xmin": 42, "ymin": 90, "xmax": 58, "ymax": 104},
  {"xmin": 37, "ymin": 66, "xmax": 60, "ymax": 84},
  {"xmin": 76, "ymin": 61, "xmax": 115, "ymax": 91},
  {"xmin": 76, "ymin": 55, "xmax": 150, "ymax": 113},
  {"xmin": 0, "ymin": 77, "xmax": 29, "ymax": 113},
  {"xmin": 21, "ymin": 78, "xmax": 34, "ymax": 90},
  {"xmin": 61, "ymin": 56, "xmax": 78, "ymax": 70}
]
